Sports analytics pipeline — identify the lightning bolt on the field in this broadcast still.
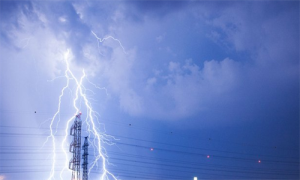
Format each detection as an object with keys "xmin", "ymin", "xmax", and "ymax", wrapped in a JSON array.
[
  {"xmin": 91, "ymin": 31, "xmax": 127, "ymax": 54},
  {"xmin": 44, "ymin": 31, "xmax": 126, "ymax": 180}
]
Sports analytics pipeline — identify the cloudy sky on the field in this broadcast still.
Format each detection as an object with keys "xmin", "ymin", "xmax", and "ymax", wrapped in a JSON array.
[{"xmin": 0, "ymin": 0, "xmax": 299, "ymax": 180}]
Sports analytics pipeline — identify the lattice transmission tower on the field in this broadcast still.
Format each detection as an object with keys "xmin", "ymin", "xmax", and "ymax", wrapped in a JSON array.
[
  {"xmin": 82, "ymin": 136, "xmax": 89, "ymax": 180},
  {"xmin": 69, "ymin": 113, "xmax": 82, "ymax": 180}
]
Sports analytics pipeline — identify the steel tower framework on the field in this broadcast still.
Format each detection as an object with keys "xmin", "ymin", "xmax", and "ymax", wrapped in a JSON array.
[
  {"xmin": 69, "ymin": 113, "xmax": 82, "ymax": 180},
  {"xmin": 82, "ymin": 136, "xmax": 89, "ymax": 180}
]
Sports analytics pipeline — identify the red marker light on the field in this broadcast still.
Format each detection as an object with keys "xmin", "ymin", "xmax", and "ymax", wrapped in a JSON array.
[{"xmin": 207, "ymin": 155, "xmax": 210, "ymax": 158}]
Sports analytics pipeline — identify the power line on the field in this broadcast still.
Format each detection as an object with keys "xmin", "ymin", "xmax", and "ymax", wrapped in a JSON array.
[
  {"xmin": 1, "ymin": 112, "xmax": 299, "ymax": 179},
  {"xmin": 1, "ymin": 152, "xmax": 298, "ymax": 174},
  {"xmin": 0, "ymin": 149, "xmax": 300, "ymax": 172},
  {"xmin": 0, "ymin": 160, "xmax": 298, "ymax": 179},
  {"xmin": 0, "ymin": 144, "xmax": 298, "ymax": 165},
  {"xmin": 0, "ymin": 112, "xmax": 298, "ymax": 151},
  {"xmin": 0, "ymin": 129, "xmax": 298, "ymax": 160}
]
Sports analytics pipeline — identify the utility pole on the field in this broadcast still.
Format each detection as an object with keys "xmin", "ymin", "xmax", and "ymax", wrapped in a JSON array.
[
  {"xmin": 69, "ymin": 113, "xmax": 82, "ymax": 180},
  {"xmin": 82, "ymin": 136, "xmax": 89, "ymax": 180}
]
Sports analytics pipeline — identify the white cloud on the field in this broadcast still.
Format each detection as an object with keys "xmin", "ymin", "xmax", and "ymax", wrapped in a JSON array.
[
  {"xmin": 100, "ymin": 44, "xmax": 144, "ymax": 115},
  {"xmin": 2, "ymin": 1, "xmax": 295, "ymax": 122},
  {"xmin": 59, "ymin": 16, "xmax": 67, "ymax": 23},
  {"xmin": 168, "ymin": 61, "xmax": 181, "ymax": 72},
  {"xmin": 4, "ymin": 6, "xmax": 67, "ymax": 79},
  {"xmin": 91, "ymin": 30, "xmax": 242, "ymax": 118},
  {"xmin": 138, "ymin": 58, "xmax": 242, "ymax": 119},
  {"xmin": 202, "ymin": 58, "xmax": 240, "ymax": 93}
]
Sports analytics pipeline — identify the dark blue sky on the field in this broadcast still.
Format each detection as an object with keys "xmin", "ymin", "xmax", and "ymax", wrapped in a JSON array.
[{"xmin": 0, "ymin": 1, "xmax": 299, "ymax": 180}]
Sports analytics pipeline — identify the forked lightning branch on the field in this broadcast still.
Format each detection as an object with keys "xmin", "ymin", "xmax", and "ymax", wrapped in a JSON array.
[{"xmin": 45, "ymin": 32, "xmax": 125, "ymax": 180}]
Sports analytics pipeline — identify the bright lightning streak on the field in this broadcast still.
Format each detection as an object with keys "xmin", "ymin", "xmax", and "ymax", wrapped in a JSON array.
[
  {"xmin": 45, "ymin": 31, "xmax": 126, "ymax": 180},
  {"xmin": 44, "ymin": 58, "xmax": 71, "ymax": 180},
  {"xmin": 91, "ymin": 31, "xmax": 127, "ymax": 54}
]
